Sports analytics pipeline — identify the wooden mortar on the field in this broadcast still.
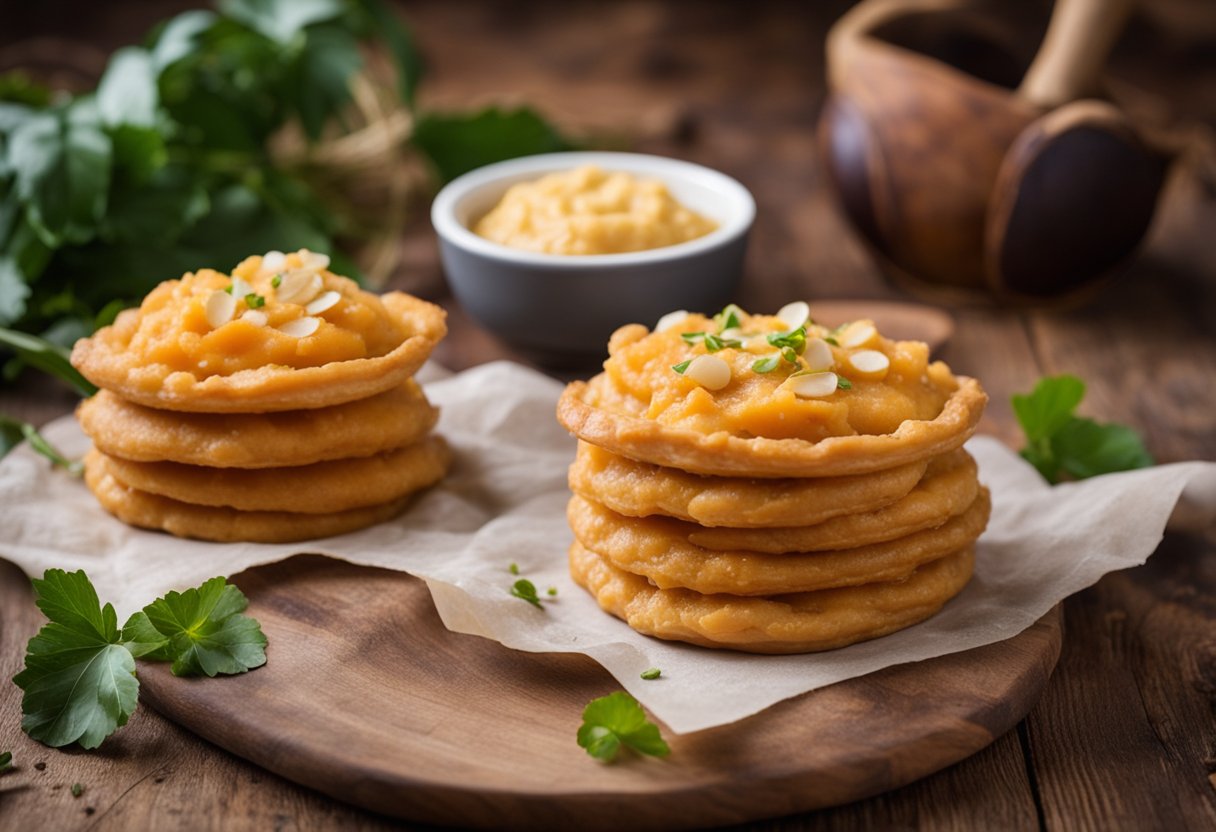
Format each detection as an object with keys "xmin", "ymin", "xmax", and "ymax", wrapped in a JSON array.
[{"xmin": 819, "ymin": 0, "xmax": 1169, "ymax": 302}]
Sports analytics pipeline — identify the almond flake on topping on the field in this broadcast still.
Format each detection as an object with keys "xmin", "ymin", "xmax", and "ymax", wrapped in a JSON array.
[
  {"xmin": 849, "ymin": 349, "xmax": 890, "ymax": 376},
  {"xmin": 260, "ymin": 250, "xmax": 286, "ymax": 274},
  {"xmin": 684, "ymin": 354, "xmax": 732, "ymax": 390},
  {"xmin": 276, "ymin": 270, "xmax": 323, "ymax": 305},
  {"xmin": 804, "ymin": 337, "xmax": 834, "ymax": 372},
  {"xmin": 744, "ymin": 334, "xmax": 772, "ymax": 354},
  {"xmin": 655, "ymin": 310, "xmax": 690, "ymax": 332},
  {"xmin": 299, "ymin": 250, "xmax": 331, "ymax": 271},
  {"xmin": 839, "ymin": 321, "xmax": 877, "ymax": 349},
  {"xmin": 787, "ymin": 371, "xmax": 838, "ymax": 398},
  {"xmin": 776, "ymin": 301, "xmax": 810, "ymax": 331},
  {"xmin": 230, "ymin": 276, "xmax": 254, "ymax": 299},
  {"xmin": 241, "ymin": 310, "xmax": 268, "ymax": 327},
  {"xmin": 305, "ymin": 290, "xmax": 341, "ymax": 315},
  {"xmin": 277, "ymin": 316, "xmax": 321, "ymax": 338},
  {"xmin": 205, "ymin": 289, "xmax": 237, "ymax": 328}
]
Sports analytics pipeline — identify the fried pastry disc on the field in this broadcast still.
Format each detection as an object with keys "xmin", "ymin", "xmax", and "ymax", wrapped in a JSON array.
[
  {"xmin": 88, "ymin": 435, "xmax": 450, "ymax": 514},
  {"xmin": 77, "ymin": 381, "xmax": 438, "ymax": 469},
  {"xmin": 568, "ymin": 541, "xmax": 975, "ymax": 654},
  {"xmin": 558, "ymin": 374, "xmax": 986, "ymax": 478},
  {"xmin": 566, "ymin": 488, "xmax": 989, "ymax": 595},
  {"xmin": 688, "ymin": 449, "xmax": 978, "ymax": 552},
  {"xmin": 568, "ymin": 441, "xmax": 928, "ymax": 528},
  {"xmin": 85, "ymin": 462, "xmax": 424, "ymax": 543},
  {"xmin": 72, "ymin": 263, "xmax": 447, "ymax": 412}
]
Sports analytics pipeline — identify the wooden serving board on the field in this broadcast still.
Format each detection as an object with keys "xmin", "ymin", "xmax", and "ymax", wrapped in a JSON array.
[{"xmin": 139, "ymin": 555, "xmax": 1062, "ymax": 831}]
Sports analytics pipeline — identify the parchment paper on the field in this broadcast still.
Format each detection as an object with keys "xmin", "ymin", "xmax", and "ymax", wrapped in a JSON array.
[{"xmin": 1, "ymin": 360, "xmax": 1212, "ymax": 734}]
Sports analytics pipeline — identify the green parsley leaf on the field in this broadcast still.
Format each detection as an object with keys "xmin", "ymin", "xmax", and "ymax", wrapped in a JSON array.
[
  {"xmin": 682, "ymin": 331, "xmax": 740, "ymax": 352},
  {"xmin": 781, "ymin": 346, "xmax": 799, "ymax": 365},
  {"xmin": 714, "ymin": 304, "xmax": 744, "ymax": 332},
  {"xmin": 121, "ymin": 577, "xmax": 268, "ymax": 677},
  {"xmin": 672, "ymin": 359, "xmax": 692, "ymax": 375},
  {"xmin": 837, "ymin": 377, "xmax": 853, "ymax": 390},
  {"xmin": 244, "ymin": 293, "xmax": 265, "ymax": 309},
  {"xmin": 767, "ymin": 326, "xmax": 807, "ymax": 355},
  {"xmin": 680, "ymin": 331, "xmax": 706, "ymax": 344},
  {"xmin": 12, "ymin": 569, "xmax": 140, "ymax": 749},
  {"xmin": 752, "ymin": 355, "xmax": 782, "ymax": 374},
  {"xmin": 271, "ymin": 274, "xmax": 283, "ymax": 288},
  {"xmin": 577, "ymin": 691, "xmax": 670, "ymax": 762},
  {"xmin": 1012, "ymin": 375, "xmax": 1153, "ymax": 483},
  {"xmin": 510, "ymin": 578, "xmax": 543, "ymax": 609},
  {"xmin": 71, "ymin": 782, "xmax": 84, "ymax": 798},
  {"xmin": 0, "ymin": 751, "xmax": 12, "ymax": 774},
  {"xmin": 825, "ymin": 336, "xmax": 839, "ymax": 346},
  {"xmin": 640, "ymin": 668, "xmax": 661, "ymax": 680},
  {"xmin": 508, "ymin": 562, "xmax": 519, "ymax": 575}
]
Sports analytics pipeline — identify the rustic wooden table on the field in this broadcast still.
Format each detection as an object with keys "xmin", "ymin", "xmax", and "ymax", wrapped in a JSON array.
[{"xmin": 2, "ymin": 1, "xmax": 1215, "ymax": 829}]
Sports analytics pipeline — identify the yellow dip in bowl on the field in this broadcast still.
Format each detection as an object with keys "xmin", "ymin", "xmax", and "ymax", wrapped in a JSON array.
[{"xmin": 473, "ymin": 165, "xmax": 718, "ymax": 255}]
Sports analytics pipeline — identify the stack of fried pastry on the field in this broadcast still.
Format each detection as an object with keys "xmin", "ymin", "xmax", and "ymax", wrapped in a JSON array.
[
  {"xmin": 557, "ymin": 302, "xmax": 989, "ymax": 654},
  {"xmin": 70, "ymin": 250, "xmax": 450, "ymax": 543}
]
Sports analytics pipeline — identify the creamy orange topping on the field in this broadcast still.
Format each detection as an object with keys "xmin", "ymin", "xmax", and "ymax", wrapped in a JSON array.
[
  {"xmin": 594, "ymin": 307, "xmax": 958, "ymax": 442},
  {"xmin": 122, "ymin": 251, "xmax": 404, "ymax": 378},
  {"xmin": 473, "ymin": 165, "xmax": 717, "ymax": 255}
]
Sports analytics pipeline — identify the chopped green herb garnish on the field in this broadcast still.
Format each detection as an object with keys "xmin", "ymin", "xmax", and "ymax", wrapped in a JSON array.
[
  {"xmin": 837, "ymin": 377, "xmax": 853, "ymax": 390},
  {"xmin": 752, "ymin": 355, "xmax": 782, "ymax": 373},
  {"xmin": 508, "ymin": 562, "xmax": 519, "ymax": 575},
  {"xmin": 714, "ymin": 304, "xmax": 744, "ymax": 332},
  {"xmin": 767, "ymin": 326, "xmax": 807, "ymax": 355},
  {"xmin": 682, "ymin": 332, "xmax": 741, "ymax": 352},
  {"xmin": 244, "ymin": 293, "xmax": 265, "ymax": 309},
  {"xmin": 680, "ymin": 331, "xmax": 706, "ymax": 344},
  {"xmin": 825, "ymin": 336, "xmax": 839, "ymax": 346},
  {"xmin": 0, "ymin": 752, "xmax": 12, "ymax": 774},
  {"xmin": 0, "ymin": 416, "xmax": 84, "ymax": 476},
  {"xmin": 510, "ymin": 579, "xmax": 543, "ymax": 609},
  {"xmin": 222, "ymin": 285, "xmax": 234, "ymax": 294},
  {"xmin": 1013, "ymin": 375, "xmax": 1153, "ymax": 483},
  {"xmin": 547, "ymin": 586, "xmax": 558, "ymax": 597},
  {"xmin": 271, "ymin": 274, "xmax": 283, "ymax": 288},
  {"xmin": 15, "ymin": 570, "xmax": 268, "ymax": 750},
  {"xmin": 640, "ymin": 668, "xmax": 661, "ymax": 680},
  {"xmin": 781, "ymin": 346, "xmax": 800, "ymax": 365},
  {"xmin": 71, "ymin": 782, "xmax": 84, "ymax": 798},
  {"xmin": 577, "ymin": 692, "xmax": 670, "ymax": 762},
  {"xmin": 672, "ymin": 359, "xmax": 692, "ymax": 375}
]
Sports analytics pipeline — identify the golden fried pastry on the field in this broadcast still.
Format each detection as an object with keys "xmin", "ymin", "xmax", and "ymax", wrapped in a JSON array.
[
  {"xmin": 568, "ymin": 489, "xmax": 989, "ymax": 595},
  {"xmin": 568, "ymin": 540, "xmax": 976, "ymax": 654},
  {"xmin": 78, "ymin": 381, "xmax": 438, "ymax": 469},
  {"xmin": 568, "ymin": 441, "xmax": 928, "ymax": 528},
  {"xmin": 88, "ymin": 436, "xmax": 450, "ymax": 514},
  {"xmin": 71, "ymin": 251, "xmax": 447, "ymax": 413},
  {"xmin": 84, "ymin": 462, "xmax": 420, "ymax": 543},
  {"xmin": 557, "ymin": 309, "xmax": 986, "ymax": 477},
  {"xmin": 687, "ymin": 450, "xmax": 978, "ymax": 552}
]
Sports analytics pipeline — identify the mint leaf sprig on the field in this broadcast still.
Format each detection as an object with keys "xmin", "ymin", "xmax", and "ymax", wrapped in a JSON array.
[
  {"xmin": 1012, "ymin": 375, "xmax": 1153, "ymax": 484},
  {"xmin": 577, "ymin": 691, "xmax": 670, "ymax": 763},
  {"xmin": 13, "ymin": 569, "xmax": 267, "ymax": 750}
]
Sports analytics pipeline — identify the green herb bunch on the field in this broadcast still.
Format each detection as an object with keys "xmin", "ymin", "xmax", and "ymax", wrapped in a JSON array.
[{"xmin": 0, "ymin": 0, "xmax": 568, "ymax": 379}]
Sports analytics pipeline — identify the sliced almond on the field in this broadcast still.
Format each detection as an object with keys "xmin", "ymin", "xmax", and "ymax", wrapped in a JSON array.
[
  {"xmin": 849, "ymin": 349, "xmax": 890, "ymax": 378},
  {"xmin": 655, "ymin": 310, "xmax": 690, "ymax": 333},
  {"xmin": 276, "ymin": 270, "xmax": 323, "ymax": 305},
  {"xmin": 230, "ymin": 276, "xmax": 254, "ymax": 299},
  {"xmin": 776, "ymin": 301, "xmax": 810, "ymax": 331},
  {"xmin": 804, "ymin": 337, "xmax": 834, "ymax": 372},
  {"xmin": 260, "ymin": 250, "xmax": 286, "ymax": 274},
  {"xmin": 241, "ymin": 310, "xmax": 268, "ymax": 327},
  {"xmin": 204, "ymin": 289, "xmax": 237, "ymax": 329},
  {"xmin": 306, "ymin": 290, "xmax": 341, "ymax": 315},
  {"xmin": 277, "ymin": 316, "xmax": 321, "ymax": 338},
  {"xmin": 299, "ymin": 249, "xmax": 331, "ymax": 271},
  {"xmin": 744, "ymin": 334, "xmax": 773, "ymax": 354},
  {"xmin": 787, "ymin": 371, "xmax": 838, "ymax": 398},
  {"xmin": 840, "ymin": 321, "xmax": 877, "ymax": 349},
  {"xmin": 684, "ymin": 355, "xmax": 732, "ymax": 391}
]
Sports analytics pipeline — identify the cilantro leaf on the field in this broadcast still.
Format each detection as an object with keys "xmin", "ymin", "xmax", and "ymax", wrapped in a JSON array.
[
  {"xmin": 0, "ymin": 751, "xmax": 12, "ymax": 774},
  {"xmin": 577, "ymin": 691, "xmax": 670, "ymax": 762},
  {"xmin": 122, "ymin": 577, "xmax": 267, "ymax": 677},
  {"xmin": 12, "ymin": 569, "xmax": 140, "ymax": 749},
  {"xmin": 1012, "ymin": 375, "xmax": 1153, "ymax": 483},
  {"xmin": 510, "ymin": 578, "xmax": 543, "ymax": 609}
]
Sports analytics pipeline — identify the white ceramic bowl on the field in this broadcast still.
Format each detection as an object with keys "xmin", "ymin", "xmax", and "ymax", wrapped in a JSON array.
[{"xmin": 431, "ymin": 151, "xmax": 755, "ymax": 361}]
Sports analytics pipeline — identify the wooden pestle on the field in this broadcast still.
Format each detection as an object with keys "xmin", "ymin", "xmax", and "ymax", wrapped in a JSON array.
[{"xmin": 819, "ymin": 0, "xmax": 1168, "ymax": 301}]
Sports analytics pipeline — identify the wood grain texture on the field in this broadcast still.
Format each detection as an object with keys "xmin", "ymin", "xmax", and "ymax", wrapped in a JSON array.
[
  {"xmin": 132, "ymin": 556, "xmax": 1061, "ymax": 831},
  {"xmin": 1, "ymin": 0, "xmax": 1215, "ymax": 829}
]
